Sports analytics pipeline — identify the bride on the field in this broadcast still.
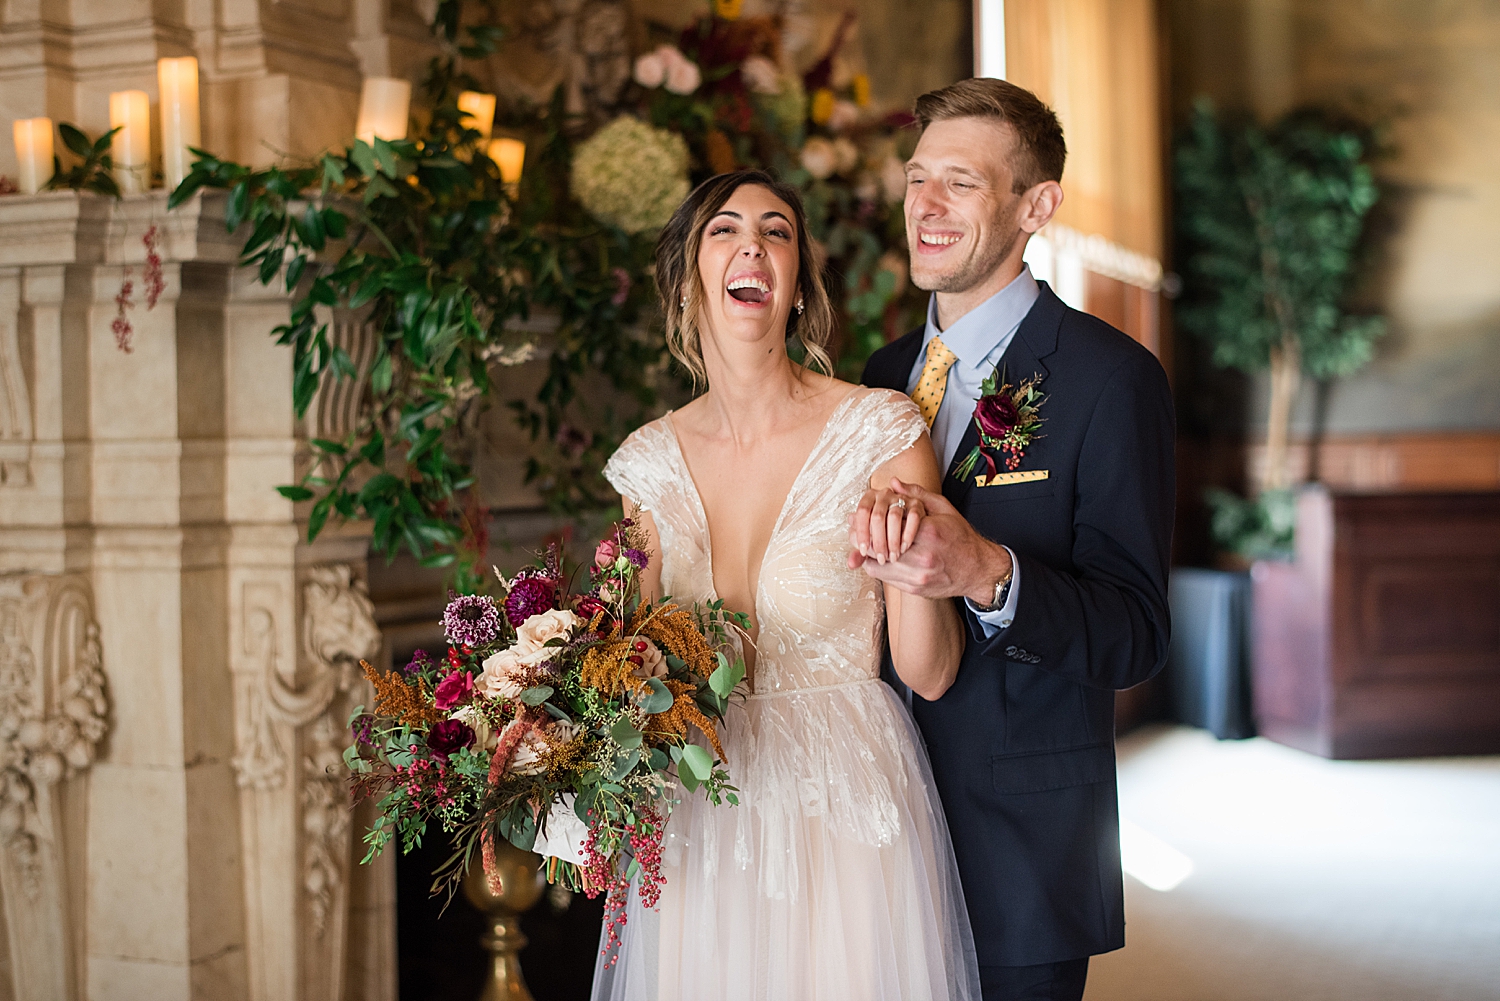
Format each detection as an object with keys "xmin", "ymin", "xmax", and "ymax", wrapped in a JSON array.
[{"xmin": 593, "ymin": 170, "xmax": 981, "ymax": 1001}]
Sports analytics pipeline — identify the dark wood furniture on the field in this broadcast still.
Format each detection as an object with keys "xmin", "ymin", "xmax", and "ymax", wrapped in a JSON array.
[{"xmin": 1252, "ymin": 487, "xmax": 1500, "ymax": 758}]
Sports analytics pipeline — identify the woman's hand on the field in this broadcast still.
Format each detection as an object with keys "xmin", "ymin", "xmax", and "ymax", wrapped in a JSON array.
[{"xmin": 847, "ymin": 486, "xmax": 926, "ymax": 564}]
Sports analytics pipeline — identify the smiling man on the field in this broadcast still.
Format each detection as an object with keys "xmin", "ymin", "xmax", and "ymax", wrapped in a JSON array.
[{"xmin": 856, "ymin": 79, "xmax": 1177, "ymax": 1001}]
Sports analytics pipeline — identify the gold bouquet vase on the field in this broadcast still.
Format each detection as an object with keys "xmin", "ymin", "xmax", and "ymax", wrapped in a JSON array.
[{"xmin": 462, "ymin": 838, "xmax": 546, "ymax": 1001}]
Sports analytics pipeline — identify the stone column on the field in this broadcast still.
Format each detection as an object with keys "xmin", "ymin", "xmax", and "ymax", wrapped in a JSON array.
[{"xmin": 0, "ymin": 189, "xmax": 395, "ymax": 1001}]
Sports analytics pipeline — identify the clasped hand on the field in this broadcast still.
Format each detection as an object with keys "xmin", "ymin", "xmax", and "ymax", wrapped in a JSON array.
[{"xmin": 846, "ymin": 478, "xmax": 1012, "ymax": 603}]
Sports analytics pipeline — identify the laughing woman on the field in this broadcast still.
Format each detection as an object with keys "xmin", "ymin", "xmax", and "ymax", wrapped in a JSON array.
[{"xmin": 592, "ymin": 170, "xmax": 981, "ymax": 1001}]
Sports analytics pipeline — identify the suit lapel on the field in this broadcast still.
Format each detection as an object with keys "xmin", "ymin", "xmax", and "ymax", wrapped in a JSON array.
[
  {"xmin": 943, "ymin": 283, "xmax": 1065, "ymax": 511},
  {"xmin": 865, "ymin": 329, "xmax": 923, "ymax": 391}
]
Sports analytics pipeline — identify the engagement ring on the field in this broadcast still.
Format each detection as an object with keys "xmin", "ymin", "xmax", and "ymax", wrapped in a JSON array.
[{"xmin": 894, "ymin": 498, "xmax": 907, "ymax": 510}]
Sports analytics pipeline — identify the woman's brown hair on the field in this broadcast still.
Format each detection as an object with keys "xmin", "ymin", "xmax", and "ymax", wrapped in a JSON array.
[{"xmin": 655, "ymin": 170, "xmax": 836, "ymax": 387}]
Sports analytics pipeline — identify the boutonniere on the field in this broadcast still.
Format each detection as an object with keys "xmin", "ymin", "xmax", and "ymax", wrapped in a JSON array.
[{"xmin": 953, "ymin": 365, "xmax": 1046, "ymax": 483}]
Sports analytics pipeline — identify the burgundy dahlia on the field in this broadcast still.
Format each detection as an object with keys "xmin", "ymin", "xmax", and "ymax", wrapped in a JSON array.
[
  {"xmin": 427, "ymin": 718, "xmax": 475, "ymax": 760},
  {"xmin": 442, "ymin": 594, "xmax": 501, "ymax": 648},
  {"xmin": 504, "ymin": 576, "xmax": 556, "ymax": 628}
]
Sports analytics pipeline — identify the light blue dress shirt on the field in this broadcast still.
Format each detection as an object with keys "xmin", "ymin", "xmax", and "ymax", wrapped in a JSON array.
[{"xmin": 905, "ymin": 265, "xmax": 1040, "ymax": 635}]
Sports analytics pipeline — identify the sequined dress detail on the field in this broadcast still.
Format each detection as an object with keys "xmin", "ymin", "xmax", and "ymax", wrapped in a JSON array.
[{"xmin": 592, "ymin": 388, "xmax": 981, "ymax": 1001}]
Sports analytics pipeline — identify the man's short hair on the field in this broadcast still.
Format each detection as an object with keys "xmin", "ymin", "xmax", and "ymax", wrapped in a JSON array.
[{"xmin": 914, "ymin": 78, "xmax": 1067, "ymax": 193}]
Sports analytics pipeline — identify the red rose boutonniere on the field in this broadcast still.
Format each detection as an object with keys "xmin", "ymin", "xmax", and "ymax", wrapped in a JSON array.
[{"xmin": 953, "ymin": 365, "xmax": 1046, "ymax": 483}]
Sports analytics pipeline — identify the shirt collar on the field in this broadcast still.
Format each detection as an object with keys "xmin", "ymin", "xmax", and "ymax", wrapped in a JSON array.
[{"xmin": 922, "ymin": 265, "xmax": 1040, "ymax": 371}]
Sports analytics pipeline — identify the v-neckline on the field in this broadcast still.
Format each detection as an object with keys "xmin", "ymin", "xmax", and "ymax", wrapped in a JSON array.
[{"xmin": 662, "ymin": 387, "xmax": 862, "ymax": 629}]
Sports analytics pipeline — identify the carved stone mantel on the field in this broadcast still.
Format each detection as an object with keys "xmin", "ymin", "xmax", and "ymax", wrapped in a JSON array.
[
  {"xmin": 0, "ymin": 188, "xmax": 396, "ymax": 1001},
  {"xmin": 0, "ymin": 572, "xmax": 107, "ymax": 1001}
]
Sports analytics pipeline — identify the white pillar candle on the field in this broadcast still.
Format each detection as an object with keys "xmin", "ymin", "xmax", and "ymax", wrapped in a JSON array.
[
  {"xmin": 109, "ymin": 90, "xmax": 151, "ymax": 194},
  {"xmin": 12, "ymin": 117, "xmax": 54, "ymax": 195},
  {"xmin": 457, "ymin": 91, "xmax": 496, "ymax": 141},
  {"xmin": 157, "ymin": 57, "xmax": 201, "ymax": 190},
  {"xmin": 355, "ymin": 78, "xmax": 411, "ymax": 144},
  {"xmin": 488, "ymin": 138, "xmax": 525, "ymax": 186}
]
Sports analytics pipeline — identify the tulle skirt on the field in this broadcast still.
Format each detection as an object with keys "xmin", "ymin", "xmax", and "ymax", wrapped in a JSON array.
[{"xmin": 591, "ymin": 677, "xmax": 981, "ymax": 1001}]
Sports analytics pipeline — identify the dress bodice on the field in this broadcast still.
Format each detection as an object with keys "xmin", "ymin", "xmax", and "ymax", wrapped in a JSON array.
[{"xmin": 604, "ymin": 388, "xmax": 927, "ymax": 695}]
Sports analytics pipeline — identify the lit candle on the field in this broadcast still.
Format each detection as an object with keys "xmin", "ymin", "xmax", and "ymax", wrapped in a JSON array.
[
  {"xmin": 457, "ymin": 91, "xmax": 496, "ymax": 142},
  {"xmin": 12, "ymin": 117, "xmax": 53, "ymax": 195},
  {"xmin": 157, "ymin": 57, "xmax": 201, "ymax": 190},
  {"xmin": 355, "ymin": 78, "xmax": 411, "ymax": 144},
  {"xmin": 109, "ymin": 90, "xmax": 151, "ymax": 194},
  {"xmin": 488, "ymin": 138, "xmax": 525, "ymax": 186}
]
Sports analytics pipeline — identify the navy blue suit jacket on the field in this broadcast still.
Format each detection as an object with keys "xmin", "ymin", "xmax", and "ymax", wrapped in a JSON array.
[{"xmin": 862, "ymin": 282, "xmax": 1175, "ymax": 966}]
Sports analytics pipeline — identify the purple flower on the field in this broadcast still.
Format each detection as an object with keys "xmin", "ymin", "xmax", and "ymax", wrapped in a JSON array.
[
  {"xmin": 611, "ymin": 266, "xmax": 632, "ymax": 307},
  {"xmin": 624, "ymin": 548, "xmax": 648, "ymax": 569},
  {"xmin": 504, "ymin": 576, "xmax": 556, "ymax": 628},
  {"xmin": 427, "ymin": 718, "xmax": 475, "ymax": 761},
  {"xmin": 443, "ymin": 594, "xmax": 502, "ymax": 648},
  {"xmin": 433, "ymin": 670, "xmax": 475, "ymax": 711},
  {"xmin": 350, "ymin": 712, "xmax": 376, "ymax": 746},
  {"xmin": 403, "ymin": 648, "xmax": 435, "ymax": 676}
]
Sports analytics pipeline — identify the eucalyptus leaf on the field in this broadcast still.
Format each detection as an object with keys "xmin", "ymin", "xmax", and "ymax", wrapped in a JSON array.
[
  {"xmin": 638, "ymin": 676, "xmax": 674, "ymax": 714},
  {"xmin": 607, "ymin": 748, "xmax": 641, "ymax": 782},
  {"xmin": 679, "ymin": 744, "xmax": 713, "ymax": 782},
  {"xmin": 609, "ymin": 717, "xmax": 643, "ymax": 751},
  {"xmin": 708, "ymin": 658, "xmax": 744, "ymax": 700},
  {"xmin": 519, "ymin": 685, "xmax": 554, "ymax": 706}
]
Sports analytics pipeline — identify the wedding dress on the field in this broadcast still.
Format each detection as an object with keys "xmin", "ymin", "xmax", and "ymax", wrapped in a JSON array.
[{"xmin": 594, "ymin": 388, "xmax": 981, "ymax": 1001}]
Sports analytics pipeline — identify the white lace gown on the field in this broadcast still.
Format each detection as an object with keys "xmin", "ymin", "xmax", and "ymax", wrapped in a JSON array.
[{"xmin": 594, "ymin": 388, "xmax": 981, "ymax": 1001}]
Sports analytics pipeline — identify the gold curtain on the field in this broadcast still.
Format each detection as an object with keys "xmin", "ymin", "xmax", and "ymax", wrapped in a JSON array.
[{"xmin": 1004, "ymin": 0, "xmax": 1164, "ymax": 262}]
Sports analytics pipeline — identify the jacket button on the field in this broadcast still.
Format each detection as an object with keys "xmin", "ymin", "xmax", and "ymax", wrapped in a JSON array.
[
  {"xmin": 1004, "ymin": 645, "xmax": 1019, "ymax": 657},
  {"xmin": 1029, "ymin": 654, "xmax": 1042, "ymax": 664}
]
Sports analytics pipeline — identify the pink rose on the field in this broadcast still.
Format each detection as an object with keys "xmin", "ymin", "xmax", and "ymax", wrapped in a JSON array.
[
  {"xmin": 433, "ymin": 670, "xmax": 475, "ymax": 711},
  {"xmin": 628, "ymin": 637, "xmax": 667, "ymax": 680},
  {"xmin": 741, "ymin": 55, "xmax": 781, "ymax": 95},
  {"xmin": 479, "ymin": 647, "xmax": 527, "ymax": 700},
  {"xmin": 513, "ymin": 608, "xmax": 581, "ymax": 665},
  {"xmin": 662, "ymin": 50, "xmax": 701, "ymax": 95},
  {"xmin": 595, "ymin": 539, "xmax": 619, "ymax": 567},
  {"xmin": 634, "ymin": 51, "xmax": 666, "ymax": 88}
]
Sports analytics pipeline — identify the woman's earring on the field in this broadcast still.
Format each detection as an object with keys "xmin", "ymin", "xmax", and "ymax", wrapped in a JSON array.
[
  {"xmin": 795, "ymin": 298, "xmax": 805, "ymax": 315},
  {"xmin": 680, "ymin": 295, "xmax": 687, "ymax": 308}
]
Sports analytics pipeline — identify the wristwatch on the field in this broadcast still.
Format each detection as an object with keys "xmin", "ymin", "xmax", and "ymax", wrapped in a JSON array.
[{"xmin": 978, "ymin": 563, "xmax": 1014, "ymax": 612}]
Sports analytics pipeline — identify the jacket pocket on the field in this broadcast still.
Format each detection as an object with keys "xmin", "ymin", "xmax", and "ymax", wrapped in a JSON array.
[
  {"xmin": 966, "ymin": 476, "xmax": 1058, "ymax": 503},
  {"xmin": 991, "ymin": 743, "xmax": 1115, "ymax": 794}
]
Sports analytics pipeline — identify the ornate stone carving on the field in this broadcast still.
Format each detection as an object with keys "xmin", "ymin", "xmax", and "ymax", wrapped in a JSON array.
[
  {"xmin": 0, "ymin": 575, "xmax": 106, "ymax": 898},
  {"xmin": 496, "ymin": 0, "xmax": 631, "ymax": 118},
  {"xmin": 0, "ymin": 574, "xmax": 106, "ymax": 1001},
  {"xmin": 296, "ymin": 565, "xmax": 380, "ymax": 942}
]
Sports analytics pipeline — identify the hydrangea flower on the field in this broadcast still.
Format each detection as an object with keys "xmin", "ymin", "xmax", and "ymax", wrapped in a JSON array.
[
  {"xmin": 442, "ymin": 594, "xmax": 502, "ymax": 648},
  {"xmin": 570, "ymin": 117, "xmax": 689, "ymax": 234}
]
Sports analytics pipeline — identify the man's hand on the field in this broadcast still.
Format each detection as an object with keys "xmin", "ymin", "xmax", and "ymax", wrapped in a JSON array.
[{"xmin": 848, "ymin": 478, "xmax": 1013, "ymax": 604}]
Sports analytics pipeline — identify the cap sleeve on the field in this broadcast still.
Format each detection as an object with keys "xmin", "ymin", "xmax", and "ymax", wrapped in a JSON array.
[
  {"xmin": 603, "ymin": 419, "xmax": 675, "ymax": 512},
  {"xmin": 862, "ymin": 389, "xmax": 930, "ymax": 473}
]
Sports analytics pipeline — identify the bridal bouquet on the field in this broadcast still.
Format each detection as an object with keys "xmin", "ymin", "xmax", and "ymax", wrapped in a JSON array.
[{"xmin": 346, "ymin": 516, "xmax": 745, "ymax": 923}]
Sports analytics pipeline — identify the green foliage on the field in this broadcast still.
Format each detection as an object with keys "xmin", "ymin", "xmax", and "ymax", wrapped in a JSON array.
[
  {"xmin": 170, "ymin": 5, "xmax": 673, "ymax": 579},
  {"xmin": 1175, "ymin": 99, "xmax": 1386, "ymax": 379},
  {"xmin": 47, "ymin": 123, "xmax": 122, "ymax": 197},
  {"xmin": 1205, "ymin": 486, "xmax": 1296, "ymax": 562}
]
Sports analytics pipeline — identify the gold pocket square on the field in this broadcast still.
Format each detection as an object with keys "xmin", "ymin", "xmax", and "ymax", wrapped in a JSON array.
[{"xmin": 974, "ymin": 469, "xmax": 1049, "ymax": 488}]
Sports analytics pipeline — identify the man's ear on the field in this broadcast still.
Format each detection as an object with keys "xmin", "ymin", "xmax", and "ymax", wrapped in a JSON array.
[{"xmin": 1018, "ymin": 181, "xmax": 1064, "ymax": 234}]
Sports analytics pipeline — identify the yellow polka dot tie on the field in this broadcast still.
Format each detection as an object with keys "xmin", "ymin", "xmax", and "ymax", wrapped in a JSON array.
[{"xmin": 911, "ymin": 335, "xmax": 958, "ymax": 428}]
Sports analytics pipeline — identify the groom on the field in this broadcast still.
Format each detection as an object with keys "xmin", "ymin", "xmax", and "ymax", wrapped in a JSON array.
[{"xmin": 855, "ymin": 79, "xmax": 1175, "ymax": 1001}]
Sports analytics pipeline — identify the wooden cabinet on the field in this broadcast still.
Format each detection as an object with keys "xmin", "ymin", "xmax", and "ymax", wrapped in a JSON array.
[{"xmin": 1252, "ymin": 487, "xmax": 1500, "ymax": 758}]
